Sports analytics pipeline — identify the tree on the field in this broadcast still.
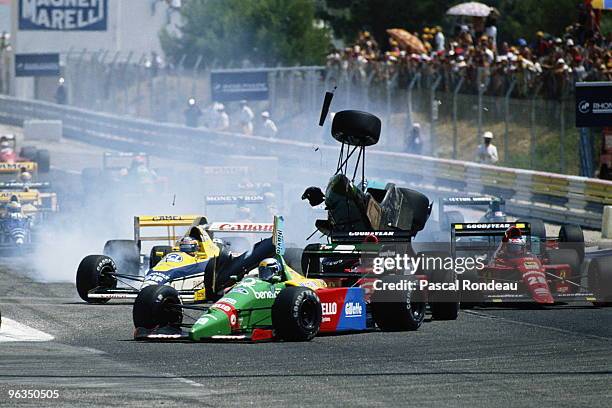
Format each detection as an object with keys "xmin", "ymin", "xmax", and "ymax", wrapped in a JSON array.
[{"xmin": 161, "ymin": 0, "xmax": 330, "ymax": 67}]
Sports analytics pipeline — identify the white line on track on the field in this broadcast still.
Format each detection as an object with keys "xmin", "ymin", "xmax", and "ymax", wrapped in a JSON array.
[
  {"xmin": 464, "ymin": 310, "xmax": 612, "ymax": 342},
  {"xmin": 0, "ymin": 317, "xmax": 54, "ymax": 342},
  {"xmin": 163, "ymin": 373, "xmax": 203, "ymax": 388}
]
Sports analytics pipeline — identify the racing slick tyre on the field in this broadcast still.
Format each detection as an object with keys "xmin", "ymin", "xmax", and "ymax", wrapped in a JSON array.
[
  {"xmin": 331, "ymin": 110, "xmax": 381, "ymax": 146},
  {"xmin": 371, "ymin": 275, "xmax": 426, "ymax": 331},
  {"xmin": 149, "ymin": 245, "xmax": 172, "ymax": 269},
  {"xmin": 558, "ymin": 224, "xmax": 585, "ymax": 264},
  {"xmin": 547, "ymin": 249, "xmax": 581, "ymax": 282},
  {"xmin": 459, "ymin": 269, "xmax": 483, "ymax": 309},
  {"xmin": 103, "ymin": 240, "xmax": 140, "ymax": 276},
  {"xmin": 35, "ymin": 149, "xmax": 50, "ymax": 173},
  {"xmin": 203, "ymin": 248, "xmax": 233, "ymax": 300},
  {"xmin": 301, "ymin": 244, "xmax": 321, "ymax": 276},
  {"xmin": 517, "ymin": 218, "xmax": 546, "ymax": 241},
  {"xmin": 418, "ymin": 251, "xmax": 459, "ymax": 320},
  {"xmin": 76, "ymin": 255, "xmax": 118, "ymax": 304},
  {"xmin": 272, "ymin": 286, "xmax": 322, "ymax": 341},
  {"xmin": 587, "ymin": 256, "xmax": 612, "ymax": 307},
  {"xmin": 133, "ymin": 285, "xmax": 183, "ymax": 329},
  {"xmin": 20, "ymin": 146, "xmax": 37, "ymax": 160},
  {"xmin": 284, "ymin": 247, "xmax": 304, "ymax": 273}
]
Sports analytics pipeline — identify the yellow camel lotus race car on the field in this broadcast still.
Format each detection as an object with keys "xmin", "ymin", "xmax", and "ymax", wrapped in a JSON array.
[{"xmin": 76, "ymin": 215, "xmax": 276, "ymax": 304}]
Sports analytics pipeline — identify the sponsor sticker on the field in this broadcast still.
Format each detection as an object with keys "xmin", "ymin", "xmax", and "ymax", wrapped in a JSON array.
[{"xmin": 164, "ymin": 253, "xmax": 183, "ymax": 263}]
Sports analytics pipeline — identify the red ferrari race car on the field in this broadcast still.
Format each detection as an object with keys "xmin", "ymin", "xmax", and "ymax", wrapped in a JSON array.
[{"xmin": 453, "ymin": 222, "xmax": 612, "ymax": 307}]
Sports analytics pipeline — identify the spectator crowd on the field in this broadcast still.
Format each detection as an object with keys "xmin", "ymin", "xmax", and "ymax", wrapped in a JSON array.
[{"xmin": 326, "ymin": 7, "xmax": 611, "ymax": 99}]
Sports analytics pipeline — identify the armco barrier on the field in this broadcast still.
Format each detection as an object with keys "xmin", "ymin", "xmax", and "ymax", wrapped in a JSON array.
[{"xmin": 0, "ymin": 95, "xmax": 611, "ymax": 229}]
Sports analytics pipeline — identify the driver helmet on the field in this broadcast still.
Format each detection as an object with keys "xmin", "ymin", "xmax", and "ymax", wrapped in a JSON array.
[
  {"xmin": 179, "ymin": 236, "xmax": 199, "ymax": 256},
  {"xmin": 19, "ymin": 171, "xmax": 32, "ymax": 183},
  {"xmin": 258, "ymin": 258, "xmax": 282, "ymax": 281},
  {"xmin": 506, "ymin": 237, "xmax": 527, "ymax": 256},
  {"xmin": 7, "ymin": 201, "xmax": 21, "ymax": 213}
]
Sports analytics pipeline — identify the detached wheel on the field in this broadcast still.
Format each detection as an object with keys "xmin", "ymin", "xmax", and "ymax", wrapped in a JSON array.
[
  {"xmin": 272, "ymin": 286, "xmax": 322, "ymax": 341},
  {"xmin": 36, "ymin": 149, "xmax": 50, "ymax": 173},
  {"xmin": 371, "ymin": 275, "xmax": 426, "ymax": 331},
  {"xmin": 133, "ymin": 285, "xmax": 183, "ymax": 329},
  {"xmin": 588, "ymin": 256, "xmax": 612, "ymax": 307},
  {"xmin": 558, "ymin": 224, "xmax": 585, "ymax": 264},
  {"xmin": 284, "ymin": 247, "xmax": 304, "ymax": 273},
  {"xmin": 76, "ymin": 255, "xmax": 117, "ymax": 304},
  {"xmin": 103, "ymin": 239, "xmax": 140, "ymax": 275},
  {"xmin": 149, "ymin": 245, "xmax": 172, "ymax": 269}
]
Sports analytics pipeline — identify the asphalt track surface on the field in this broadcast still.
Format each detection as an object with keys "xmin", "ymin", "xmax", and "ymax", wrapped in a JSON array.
[{"xmin": 0, "ymin": 125, "xmax": 611, "ymax": 407}]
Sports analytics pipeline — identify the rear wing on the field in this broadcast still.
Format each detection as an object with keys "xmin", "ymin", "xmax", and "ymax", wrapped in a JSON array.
[
  {"xmin": 451, "ymin": 222, "xmax": 530, "ymax": 238},
  {"xmin": 206, "ymin": 222, "xmax": 273, "ymax": 233},
  {"xmin": 134, "ymin": 215, "xmax": 206, "ymax": 245},
  {"xmin": 0, "ymin": 190, "xmax": 41, "ymax": 204},
  {"xmin": 331, "ymin": 230, "xmax": 413, "ymax": 243},
  {"xmin": 204, "ymin": 194, "xmax": 265, "ymax": 205},
  {"xmin": 103, "ymin": 152, "xmax": 149, "ymax": 170},
  {"xmin": 0, "ymin": 181, "xmax": 51, "ymax": 190},
  {"xmin": 0, "ymin": 162, "xmax": 37, "ymax": 173}
]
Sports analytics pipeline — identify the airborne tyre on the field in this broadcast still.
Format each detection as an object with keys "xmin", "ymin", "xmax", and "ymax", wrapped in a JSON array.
[
  {"xmin": 587, "ymin": 256, "xmax": 612, "ymax": 307},
  {"xmin": 149, "ymin": 245, "xmax": 172, "ymax": 269},
  {"xmin": 133, "ymin": 285, "xmax": 183, "ymax": 329},
  {"xmin": 272, "ymin": 286, "xmax": 322, "ymax": 341},
  {"xmin": 76, "ymin": 255, "xmax": 117, "ymax": 304},
  {"xmin": 371, "ymin": 275, "xmax": 426, "ymax": 331},
  {"xmin": 103, "ymin": 240, "xmax": 141, "ymax": 275},
  {"xmin": 36, "ymin": 149, "xmax": 50, "ymax": 173},
  {"xmin": 331, "ymin": 110, "xmax": 381, "ymax": 146}
]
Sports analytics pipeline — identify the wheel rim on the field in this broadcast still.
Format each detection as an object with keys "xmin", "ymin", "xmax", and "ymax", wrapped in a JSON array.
[
  {"xmin": 409, "ymin": 302, "xmax": 425, "ymax": 321},
  {"xmin": 160, "ymin": 296, "xmax": 182, "ymax": 326},
  {"xmin": 299, "ymin": 298, "xmax": 318, "ymax": 330},
  {"xmin": 99, "ymin": 265, "xmax": 116, "ymax": 289}
]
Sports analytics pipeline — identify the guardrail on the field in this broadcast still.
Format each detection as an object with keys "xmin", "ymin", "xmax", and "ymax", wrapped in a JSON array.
[{"xmin": 0, "ymin": 95, "xmax": 610, "ymax": 229}]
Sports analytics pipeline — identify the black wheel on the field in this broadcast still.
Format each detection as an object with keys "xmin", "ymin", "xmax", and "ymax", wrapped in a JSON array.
[
  {"xmin": 283, "ymin": 247, "xmax": 303, "ymax": 273},
  {"xmin": 587, "ymin": 256, "xmax": 612, "ymax": 307},
  {"xmin": 558, "ymin": 224, "xmax": 585, "ymax": 264},
  {"xmin": 149, "ymin": 245, "xmax": 172, "ymax": 269},
  {"xmin": 331, "ymin": 110, "xmax": 381, "ymax": 146},
  {"xmin": 103, "ymin": 240, "xmax": 140, "ymax": 275},
  {"xmin": 203, "ymin": 248, "xmax": 233, "ymax": 300},
  {"xmin": 272, "ymin": 286, "xmax": 322, "ymax": 341},
  {"xmin": 371, "ymin": 275, "xmax": 426, "ymax": 331},
  {"xmin": 600, "ymin": 165, "xmax": 611, "ymax": 180},
  {"xmin": 419, "ymin": 251, "xmax": 459, "ymax": 320},
  {"xmin": 20, "ymin": 146, "xmax": 37, "ymax": 160},
  {"xmin": 133, "ymin": 285, "xmax": 183, "ymax": 329},
  {"xmin": 518, "ymin": 218, "xmax": 546, "ymax": 241},
  {"xmin": 547, "ymin": 249, "xmax": 581, "ymax": 282},
  {"xmin": 36, "ymin": 149, "xmax": 50, "ymax": 173},
  {"xmin": 301, "ymin": 244, "xmax": 321, "ymax": 275},
  {"xmin": 76, "ymin": 255, "xmax": 117, "ymax": 304},
  {"xmin": 459, "ymin": 269, "xmax": 482, "ymax": 308}
]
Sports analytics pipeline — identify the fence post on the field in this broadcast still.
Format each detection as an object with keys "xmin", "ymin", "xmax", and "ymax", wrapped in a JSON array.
[
  {"xmin": 191, "ymin": 55, "xmax": 203, "ymax": 97},
  {"xmin": 406, "ymin": 73, "xmax": 420, "ymax": 136},
  {"xmin": 430, "ymin": 75, "xmax": 442, "ymax": 156},
  {"xmin": 559, "ymin": 87, "xmax": 568, "ymax": 174},
  {"xmin": 452, "ymin": 76, "xmax": 464, "ymax": 160},
  {"xmin": 476, "ymin": 67, "xmax": 490, "ymax": 144},
  {"xmin": 504, "ymin": 79, "xmax": 516, "ymax": 162},
  {"xmin": 530, "ymin": 83, "xmax": 543, "ymax": 169},
  {"xmin": 121, "ymin": 51, "xmax": 133, "ymax": 115}
]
